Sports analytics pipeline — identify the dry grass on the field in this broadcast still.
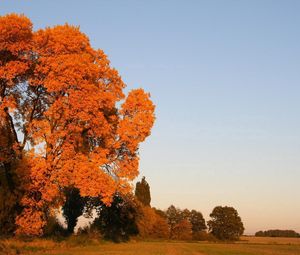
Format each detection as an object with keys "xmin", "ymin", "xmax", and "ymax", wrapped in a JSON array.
[
  {"xmin": 1, "ymin": 236, "xmax": 300, "ymax": 255},
  {"xmin": 240, "ymin": 236, "xmax": 300, "ymax": 245}
]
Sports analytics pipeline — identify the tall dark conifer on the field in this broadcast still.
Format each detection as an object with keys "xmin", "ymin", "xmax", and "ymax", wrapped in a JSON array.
[
  {"xmin": 62, "ymin": 187, "xmax": 85, "ymax": 234},
  {"xmin": 135, "ymin": 176, "xmax": 151, "ymax": 206}
]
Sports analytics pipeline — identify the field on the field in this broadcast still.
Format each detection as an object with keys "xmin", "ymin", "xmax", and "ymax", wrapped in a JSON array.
[{"xmin": 1, "ymin": 236, "xmax": 300, "ymax": 255}]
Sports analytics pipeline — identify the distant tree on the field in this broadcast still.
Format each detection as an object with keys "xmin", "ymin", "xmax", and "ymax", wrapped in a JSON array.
[
  {"xmin": 255, "ymin": 230, "xmax": 264, "ymax": 237},
  {"xmin": 255, "ymin": 229, "xmax": 300, "ymax": 238},
  {"xmin": 181, "ymin": 208, "xmax": 191, "ymax": 220},
  {"xmin": 135, "ymin": 203, "xmax": 155, "ymax": 238},
  {"xmin": 208, "ymin": 206, "xmax": 244, "ymax": 240},
  {"xmin": 151, "ymin": 214, "xmax": 170, "ymax": 239},
  {"xmin": 173, "ymin": 219, "xmax": 192, "ymax": 240},
  {"xmin": 190, "ymin": 210, "xmax": 206, "ymax": 239},
  {"xmin": 62, "ymin": 187, "xmax": 85, "ymax": 234},
  {"xmin": 135, "ymin": 176, "xmax": 151, "ymax": 206},
  {"xmin": 136, "ymin": 205, "xmax": 169, "ymax": 239},
  {"xmin": 165, "ymin": 205, "xmax": 183, "ymax": 239},
  {"xmin": 164, "ymin": 205, "xmax": 208, "ymax": 240},
  {"xmin": 153, "ymin": 207, "xmax": 167, "ymax": 219},
  {"xmin": 91, "ymin": 194, "xmax": 139, "ymax": 242}
]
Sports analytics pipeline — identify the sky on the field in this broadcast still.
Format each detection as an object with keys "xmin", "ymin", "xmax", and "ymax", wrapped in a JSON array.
[{"xmin": 1, "ymin": 0, "xmax": 300, "ymax": 234}]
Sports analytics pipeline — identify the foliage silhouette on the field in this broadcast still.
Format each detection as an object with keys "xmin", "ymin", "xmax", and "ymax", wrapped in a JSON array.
[
  {"xmin": 62, "ymin": 187, "xmax": 85, "ymax": 234},
  {"xmin": 135, "ymin": 176, "xmax": 151, "ymax": 206},
  {"xmin": 91, "ymin": 195, "xmax": 139, "ymax": 242},
  {"xmin": 255, "ymin": 229, "xmax": 300, "ymax": 238},
  {"xmin": 208, "ymin": 206, "xmax": 244, "ymax": 240}
]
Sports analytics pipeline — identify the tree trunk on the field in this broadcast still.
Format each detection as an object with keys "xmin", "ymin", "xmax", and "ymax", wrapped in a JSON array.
[{"xmin": 0, "ymin": 108, "xmax": 18, "ymax": 191}]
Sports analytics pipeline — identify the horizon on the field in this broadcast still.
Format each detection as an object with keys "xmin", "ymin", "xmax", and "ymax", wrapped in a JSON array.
[{"xmin": 1, "ymin": 0, "xmax": 300, "ymax": 235}]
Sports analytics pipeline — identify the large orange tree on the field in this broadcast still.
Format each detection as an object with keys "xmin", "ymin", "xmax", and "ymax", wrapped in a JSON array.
[{"xmin": 0, "ymin": 14, "xmax": 155, "ymax": 235}]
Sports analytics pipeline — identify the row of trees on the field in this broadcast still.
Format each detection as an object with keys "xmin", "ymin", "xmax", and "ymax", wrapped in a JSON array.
[
  {"xmin": 0, "ymin": 14, "xmax": 244, "ymax": 241},
  {"xmin": 56, "ymin": 177, "xmax": 244, "ymax": 242},
  {"xmin": 136, "ymin": 177, "xmax": 244, "ymax": 241},
  {"xmin": 255, "ymin": 230, "xmax": 300, "ymax": 238}
]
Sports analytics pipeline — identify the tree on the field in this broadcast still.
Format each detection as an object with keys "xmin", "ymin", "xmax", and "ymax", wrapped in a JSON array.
[
  {"xmin": 190, "ymin": 210, "xmax": 207, "ymax": 239},
  {"xmin": 172, "ymin": 219, "xmax": 192, "ymax": 240},
  {"xmin": 208, "ymin": 206, "xmax": 244, "ymax": 240},
  {"xmin": 62, "ymin": 187, "xmax": 85, "ymax": 234},
  {"xmin": 165, "ymin": 206, "xmax": 206, "ymax": 240},
  {"xmin": 136, "ymin": 204, "xmax": 169, "ymax": 239},
  {"xmin": 181, "ymin": 208, "xmax": 191, "ymax": 220},
  {"xmin": 0, "ymin": 156, "xmax": 23, "ymax": 235},
  {"xmin": 165, "ymin": 205, "xmax": 183, "ymax": 239},
  {"xmin": 150, "ymin": 214, "xmax": 169, "ymax": 239},
  {"xmin": 0, "ymin": 13, "xmax": 155, "ymax": 236},
  {"xmin": 255, "ymin": 229, "xmax": 300, "ymax": 238},
  {"xmin": 91, "ymin": 194, "xmax": 139, "ymax": 242},
  {"xmin": 0, "ymin": 13, "xmax": 32, "ymax": 235},
  {"xmin": 153, "ymin": 207, "xmax": 167, "ymax": 219},
  {"xmin": 135, "ymin": 176, "xmax": 151, "ymax": 206}
]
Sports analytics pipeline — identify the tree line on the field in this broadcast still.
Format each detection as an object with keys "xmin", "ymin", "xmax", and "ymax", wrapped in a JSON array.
[
  {"xmin": 43, "ymin": 177, "xmax": 245, "ymax": 242},
  {"xmin": 255, "ymin": 230, "xmax": 300, "ymax": 238}
]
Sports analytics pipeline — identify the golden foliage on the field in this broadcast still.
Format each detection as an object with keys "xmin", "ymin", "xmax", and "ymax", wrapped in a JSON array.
[
  {"xmin": 172, "ymin": 219, "xmax": 192, "ymax": 240},
  {"xmin": 0, "ymin": 13, "xmax": 155, "ymax": 236},
  {"xmin": 137, "ymin": 205, "xmax": 169, "ymax": 239}
]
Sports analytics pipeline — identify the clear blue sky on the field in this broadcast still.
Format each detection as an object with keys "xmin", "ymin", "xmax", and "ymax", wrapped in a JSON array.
[{"xmin": 1, "ymin": 0, "xmax": 300, "ymax": 234}]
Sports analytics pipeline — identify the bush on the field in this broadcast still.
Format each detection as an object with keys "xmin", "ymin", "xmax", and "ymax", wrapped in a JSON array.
[
  {"xmin": 0, "ymin": 242, "xmax": 20, "ymax": 255},
  {"xmin": 43, "ymin": 216, "xmax": 68, "ymax": 237},
  {"xmin": 192, "ymin": 231, "xmax": 217, "ymax": 241},
  {"xmin": 77, "ymin": 225, "xmax": 102, "ymax": 239},
  {"xmin": 65, "ymin": 235, "xmax": 97, "ymax": 247}
]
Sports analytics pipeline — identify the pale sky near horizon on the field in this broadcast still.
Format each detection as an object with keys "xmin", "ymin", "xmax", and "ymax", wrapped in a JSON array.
[{"xmin": 1, "ymin": 0, "xmax": 300, "ymax": 234}]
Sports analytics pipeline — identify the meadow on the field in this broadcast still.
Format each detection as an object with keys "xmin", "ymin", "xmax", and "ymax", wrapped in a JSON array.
[{"xmin": 1, "ymin": 236, "xmax": 300, "ymax": 255}]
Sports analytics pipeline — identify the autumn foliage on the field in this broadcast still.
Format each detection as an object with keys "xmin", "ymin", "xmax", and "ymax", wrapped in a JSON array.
[
  {"xmin": 136, "ymin": 204, "xmax": 169, "ymax": 239},
  {"xmin": 0, "ymin": 14, "xmax": 155, "ymax": 236}
]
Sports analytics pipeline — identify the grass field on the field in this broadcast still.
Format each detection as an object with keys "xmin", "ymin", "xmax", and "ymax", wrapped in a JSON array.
[{"xmin": 1, "ymin": 236, "xmax": 300, "ymax": 255}]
